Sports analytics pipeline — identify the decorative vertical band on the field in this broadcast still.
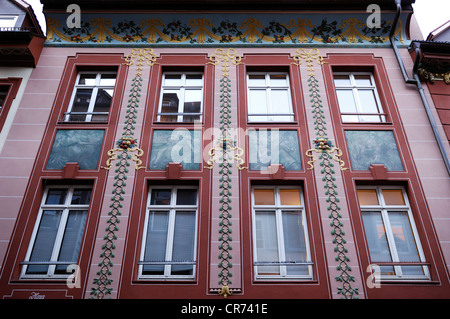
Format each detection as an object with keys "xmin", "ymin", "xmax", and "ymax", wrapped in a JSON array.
[
  {"xmin": 295, "ymin": 49, "xmax": 358, "ymax": 299},
  {"xmin": 90, "ymin": 49, "xmax": 157, "ymax": 299}
]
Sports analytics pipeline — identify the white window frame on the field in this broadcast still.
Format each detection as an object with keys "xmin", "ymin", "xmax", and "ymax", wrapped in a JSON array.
[
  {"xmin": 358, "ymin": 185, "xmax": 430, "ymax": 281},
  {"xmin": 21, "ymin": 185, "xmax": 91, "ymax": 279},
  {"xmin": 333, "ymin": 72, "xmax": 386, "ymax": 123},
  {"xmin": 251, "ymin": 186, "xmax": 313, "ymax": 280},
  {"xmin": 247, "ymin": 72, "xmax": 294, "ymax": 122},
  {"xmin": 157, "ymin": 72, "xmax": 204, "ymax": 123},
  {"xmin": 139, "ymin": 186, "xmax": 199, "ymax": 280},
  {"xmin": 64, "ymin": 71, "xmax": 117, "ymax": 122}
]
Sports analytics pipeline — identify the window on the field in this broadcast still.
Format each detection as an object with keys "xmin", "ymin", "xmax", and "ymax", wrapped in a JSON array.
[
  {"xmin": 64, "ymin": 72, "xmax": 116, "ymax": 122},
  {"xmin": 333, "ymin": 72, "xmax": 385, "ymax": 123},
  {"xmin": 139, "ymin": 186, "xmax": 198, "ymax": 279},
  {"xmin": 21, "ymin": 186, "xmax": 91, "ymax": 278},
  {"xmin": 247, "ymin": 72, "xmax": 294, "ymax": 122},
  {"xmin": 251, "ymin": 186, "xmax": 312, "ymax": 280},
  {"xmin": 0, "ymin": 85, "xmax": 9, "ymax": 115},
  {"xmin": 0, "ymin": 15, "xmax": 18, "ymax": 29},
  {"xmin": 157, "ymin": 72, "xmax": 203, "ymax": 123},
  {"xmin": 357, "ymin": 186, "xmax": 430, "ymax": 280}
]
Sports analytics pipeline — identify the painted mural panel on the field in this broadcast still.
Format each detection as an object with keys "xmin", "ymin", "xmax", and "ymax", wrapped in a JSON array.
[
  {"xmin": 46, "ymin": 129, "xmax": 105, "ymax": 170},
  {"xmin": 249, "ymin": 130, "xmax": 302, "ymax": 171},
  {"xmin": 149, "ymin": 129, "xmax": 201, "ymax": 170},
  {"xmin": 345, "ymin": 130, "xmax": 404, "ymax": 171}
]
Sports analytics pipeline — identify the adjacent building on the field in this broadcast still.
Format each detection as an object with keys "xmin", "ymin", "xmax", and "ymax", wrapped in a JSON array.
[{"xmin": 0, "ymin": 0, "xmax": 449, "ymax": 299}]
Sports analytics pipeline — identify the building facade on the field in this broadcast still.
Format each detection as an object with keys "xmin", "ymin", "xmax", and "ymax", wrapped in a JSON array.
[{"xmin": 0, "ymin": 0, "xmax": 449, "ymax": 300}]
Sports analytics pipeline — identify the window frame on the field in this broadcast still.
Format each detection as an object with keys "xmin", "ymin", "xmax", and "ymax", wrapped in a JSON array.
[
  {"xmin": 20, "ymin": 185, "xmax": 91, "ymax": 279},
  {"xmin": 333, "ymin": 72, "xmax": 386, "ymax": 123},
  {"xmin": 64, "ymin": 71, "xmax": 117, "ymax": 123},
  {"xmin": 138, "ymin": 185, "xmax": 199, "ymax": 280},
  {"xmin": 156, "ymin": 71, "xmax": 204, "ymax": 123},
  {"xmin": 251, "ymin": 186, "xmax": 313, "ymax": 280},
  {"xmin": 358, "ymin": 185, "xmax": 430, "ymax": 281},
  {"xmin": 246, "ymin": 72, "xmax": 294, "ymax": 123}
]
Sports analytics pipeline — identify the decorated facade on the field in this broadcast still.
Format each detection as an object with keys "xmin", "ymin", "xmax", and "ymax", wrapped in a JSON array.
[{"xmin": 0, "ymin": 0, "xmax": 449, "ymax": 300}]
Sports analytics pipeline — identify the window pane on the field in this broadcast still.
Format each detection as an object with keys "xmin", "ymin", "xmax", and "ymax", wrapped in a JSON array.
[
  {"xmin": 248, "ymin": 89, "xmax": 268, "ymax": 120},
  {"xmin": 357, "ymin": 189, "xmax": 379, "ymax": 206},
  {"xmin": 282, "ymin": 211, "xmax": 308, "ymax": 275},
  {"xmin": 382, "ymin": 189, "xmax": 405, "ymax": 206},
  {"xmin": 143, "ymin": 211, "xmax": 169, "ymax": 275},
  {"xmin": 71, "ymin": 188, "xmax": 92, "ymax": 205},
  {"xmin": 27, "ymin": 210, "xmax": 62, "ymax": 274},
  {"xmin": 78, "ymin": 74, "xmax": 96, "ymax": 86},
  {"xmin": 362, "ymin": 211, "xmax": 394, "ymax": 275},
  {"xmin": 164, "ymin": 74, "xmax": 182, "ymax": 86},
  {"xmin": 388, "ymin": 212, "xmax": 423, "ymax": 275},
  {"xmin": 183, "ymin": 89, "xmax": 202, "ymax": 122},
  {"xmin": 334, "ymin": 74, "xmax": 351, "ymax": 86},
  {"xmin": 358, "ymin": 89, "xmax": 380, "ymax": 114},
  {"xmin": 254, "ymin": 189, "xmax": 275, "ymax": 205},
  {"xmin": 255, "ymin": 211, "xmax": 280, "ymax": 275},
  {"xmin": 171, "ymin": 211, "xmax": 196, "ymax": 275},
  {"xmin": 336, "ymin": 89, "xmax": 357, "ymax": 113},
  {"xmin": 270, "ymin": 74, "xmax": 287, "ymax": 87},
  {"xmin": 92, "ymin": 88, "xmax": 113, "ymax": 121},
  {"xmin": 279, "ymin": 189, "xmax": 301, "ymax": 206},
  {"xmin": 176, "ymin": 189, "xmax": 197, "ymax": 205},
  {"xmin": 150, "ymin": 189, "xmax": 171, "ymax": 205},
  {"xmin": 46, "ymin": 189, "xmax": 68, "ymax": 205},
  {"xmin": 354, "ymin": 74, "xmax": 372, "ymax": 86},
  {"xmin": 70, "ymin": 89, "xmax": 92, "ymax": 121},
  {"xmin": 185, "ymin": 74, "xmax": 203, "ymax": 86},
  {"xmin": 99, "ymin": 74, "xmax": 116, "ymax": 86},
  {"xmin": 160, "ymin": 90, "xmax": 180, "ymax": 122},
  {"xmin": 270, "ymin": 89, "xmax": 292, "ymax": 121},
  {"xmin": 248, "ymin": 74, "xmax": 266, "ymax": 86},
  {"xmin": 55, "ymin": 210, "xmax": 87, "ymax": 274}
]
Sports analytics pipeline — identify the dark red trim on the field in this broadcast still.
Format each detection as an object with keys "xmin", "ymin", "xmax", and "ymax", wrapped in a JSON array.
[{"xmin": 0, "ymin": 77, "xmax": 22, "ymax": 132}]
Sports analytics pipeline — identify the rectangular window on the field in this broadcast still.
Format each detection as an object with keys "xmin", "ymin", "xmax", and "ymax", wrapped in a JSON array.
[
  {"xmin": 251, "ymin": 186, "xmax": 312, "ymax": 280},
  {"xmin": 139, "ymin": 186, "xmax": 198, "ymax": 279},
  {"xmin": 247, "ymin": 72, "xmax": 294, "ymax": 122},
  {"xmin": 0, "ymin": 16, "xmax": 18, "ymax": 29},
  {"xmin": 157, "ymin": 72, "xmax": 203, "ymax": 123},
  {"xmin": 64, "ymin": 72, "xmax": 116, "ymax": 122},
  {"xmin": 0, "ymin": 85, "xmax": 9, "ymax": 114},
  {"xmin": 21, "ymin": 186, "xmax": 91, "ymax": 278},
  {"xmin": 333, "ymin": 72, "xmax": 385, "ymax": 123},
  {"xmin": 357, "ymin": 186, "xmax": 430, "ymax": 281}
]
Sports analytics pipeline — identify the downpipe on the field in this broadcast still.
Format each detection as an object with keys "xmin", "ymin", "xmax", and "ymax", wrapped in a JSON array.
[{"xmin": 390, "ymin": 0, "xmax": 450, "ymax": 175}]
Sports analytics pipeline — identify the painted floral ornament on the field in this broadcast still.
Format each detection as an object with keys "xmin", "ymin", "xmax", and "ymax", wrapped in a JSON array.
[{"xmin": 117, "ymin": 137, "xmax": 137, "ymax": 149}]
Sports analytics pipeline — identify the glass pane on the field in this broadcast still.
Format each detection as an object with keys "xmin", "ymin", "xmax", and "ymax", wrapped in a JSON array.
[
  {"xmin": 280, "ymin": 189, "xmax": 301, "ymax": 206},
  {"xmin": 388, "ymin": 212, "xmax": 423, "ymax": 275},
  {"xmin": 45, "ymin": 189, "xmax": 67, "ymax": 205},
  {"xmin": 270, "ymin": 89, "xmax": 292, "ymax": 121},
  {"xmin": 99, "ymin": 74, "xmax": 116, "ymax": 86},
  {"xmin": 27, "ymin": 210, "xmax": 62, "ymax": 274},
  {"xmin": 270, "ymin": 74, "xmax": 287, "ymax": 86},
  {"xmin": 70, "ymin": 88, "xmax": 92, "ymax": 121},
  {"xmin": 358, "ymin": 89, "xmax": 381, "ymax": 120},
  {"xmin": 71, "ymin": 189, "xmax": 92, "ymax": 205},
  {"xmin": 55, "ymin": 210, "xmax": 87, "ymax": 274},
  {"xmin": 92, "ymin": 88, "xmax": 113, "ymax": 121},
  {"xmin": 254, "ymin": 189, "xmax": 275, "ymax": 205},
  {"xmin": 176, "ymin": 189, "xmax": 197, "ymax": 205},
  {"xmin": 357, "ymin": 189, "xmax": 379, "ymax": 206},
  {"xmin": 183, "ymin": 89, "xmax": 202, "ymax": 122},
  {"xmin": 362, "ymin": 211, "xmax": 394, "ymax": 275},
  {"xmin": 164, "ymin": 74, "xmax": 182, "ymax": 86},
  {"xmin": 185, "ymin": 74, "xmax": 203, "ymax": 86},
  {"xmin": 171, "ymin": 211, "xmax": 196, "ymax": 275},
  {"xmin": 150, "ymin": 189, "xmax": 171, "ymax": 205},
  {"xmin": 255, "ymin": 211, "xmax": 280, "ymax": 275},
  {"xmin": 248, "ymin": 74, "xmax": 266, "ymax": 86},
  {"xmin": 336, "ymin": 89, "xmax": 357, "ymax": 113},
  {"xmin": 78, "ymin": 74, "xmax": 96, "ymax": 86},
  {"xmin": 248, "ymin": 89, "xmax": 268, "ymax": 121},
  {"xmin": 143, "ymin": 211, "xmax": 169, "ymax": 275},
  {"xmin": 282, "ymin": 211, "xmax": 308, "ymax": 275},
  {"xmin": 382, "ymin": 189, "xmax": 405, "ymax": 206},
  {"xmin": 354, "ymin": 74, "xmax": 372, "ymax": 86},
  {"xmin": 160, "ymin": 90, "xmax": 180, "ymax": 122},
  {"xmin": 334, "ymin": 74, "xmax": 351, "ymax": 86}
]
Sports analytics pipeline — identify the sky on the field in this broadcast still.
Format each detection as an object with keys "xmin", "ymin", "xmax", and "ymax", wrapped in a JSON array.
[{"xmin": 25, "ymin": 0, "xmax": 450, "ymax": 39}]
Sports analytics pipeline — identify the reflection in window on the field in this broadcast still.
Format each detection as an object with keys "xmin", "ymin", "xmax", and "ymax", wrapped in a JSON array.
[{"xmin": 157, "ymin": 73, "xmax": 203, "ymax": 123}]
